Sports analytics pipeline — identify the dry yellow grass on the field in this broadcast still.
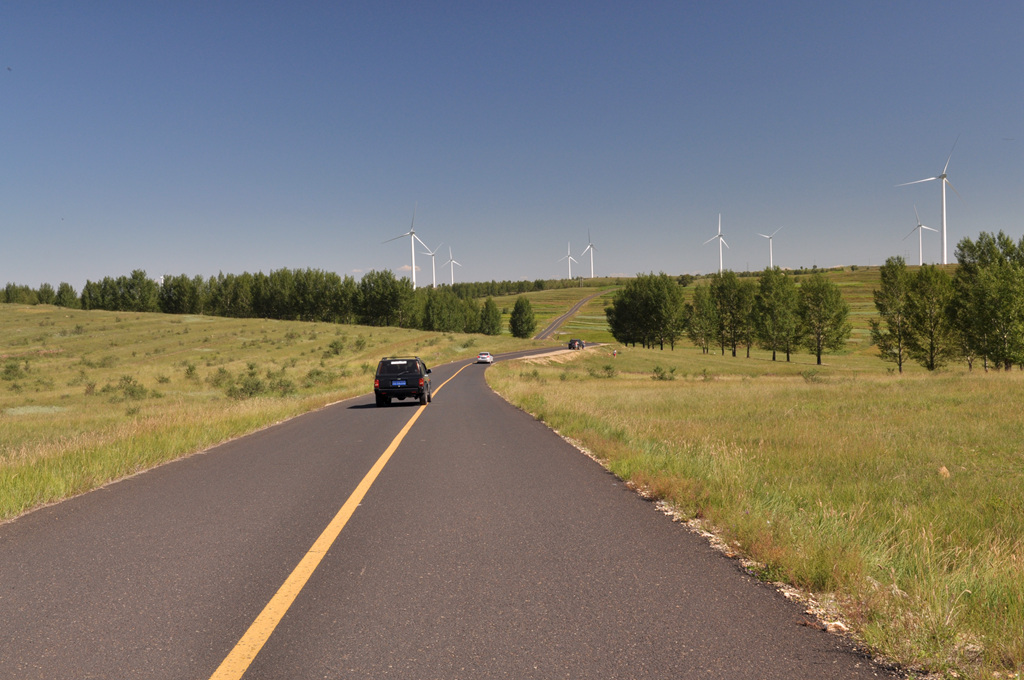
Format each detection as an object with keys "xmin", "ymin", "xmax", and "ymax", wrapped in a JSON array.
[{"xmin": 489, "ymin": 345, "xmax": 1024, "ymax": 680}]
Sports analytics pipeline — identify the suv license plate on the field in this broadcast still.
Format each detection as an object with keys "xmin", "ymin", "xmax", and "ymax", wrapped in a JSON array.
[{"xmin": 392, "ymin": 380, "xmax": 406, "ymax": 387}]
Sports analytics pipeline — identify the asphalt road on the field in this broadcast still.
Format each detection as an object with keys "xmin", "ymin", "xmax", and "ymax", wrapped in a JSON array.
[
  {"xmin": 0, "ymin": 351, "xmax": 899, "ymax": 679},
  {"xmin": 533, "ymin": 291, "xmax": 606, "ymax": 340}
]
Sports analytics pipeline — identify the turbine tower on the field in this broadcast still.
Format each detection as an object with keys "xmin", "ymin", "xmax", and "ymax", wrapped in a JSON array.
[
  {"xmin": 558, "ymin": 242, "xmax": 578, "ymax": 279},
  {"xmin": 757, "ymin": 227, "xmax": 781, "ymax": 269},
  {"xmin": 581, "ymin": 230, "xmax": 596, "ymax": 278},
  {"xmin": 421, "ymin": 242, "xmax": 443, "ymax": 288},
  {"xmin": 441, "ymin": 246, "xmax": 461, "ymax": 285},
  {"xmin": 703, "ymin": 214, "xmax": 728, "ymax": 273},
  {"xmin": 903, "ymin": 205, "xmax": 937, "ymax": 266},
  {"xmin": 383, "ymin": 204, "xmax": 428, "ymax": 289},
  {"xmin": 897, "ymin": 137, "xmax": 961, "ymax": 265}
]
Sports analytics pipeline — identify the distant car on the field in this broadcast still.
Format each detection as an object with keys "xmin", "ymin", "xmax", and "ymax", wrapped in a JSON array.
[
  {"xmin": 569, "ymin": 339, "xmax": 585, "ymax": 350},
  {"xmin": 374, "ymin": 357, "xmax": 432, "ymax": 407},
  {"xmin": 476, "ymin": 352, "xmax": 494, "ymax": 364}
]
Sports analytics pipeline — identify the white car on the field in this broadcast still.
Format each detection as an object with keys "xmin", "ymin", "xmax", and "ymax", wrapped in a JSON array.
[{"xmin": 476, "ymin": 352, "xmax": 494, "ymax": 364}]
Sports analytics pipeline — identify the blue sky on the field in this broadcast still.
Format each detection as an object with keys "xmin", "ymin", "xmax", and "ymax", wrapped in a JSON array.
[{"xmin": 2, "ymin": 2, "xmax": 1021, "ymax": 290}]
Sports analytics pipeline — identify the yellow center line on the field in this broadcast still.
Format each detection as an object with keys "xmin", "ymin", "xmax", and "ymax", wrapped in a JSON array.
[{"xmin": 208, "ymin": 362, "xmax": 470, "ymax": 680}]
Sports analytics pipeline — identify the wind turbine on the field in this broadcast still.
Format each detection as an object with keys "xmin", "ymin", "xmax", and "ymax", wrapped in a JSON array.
[
  {"xmin": 903, "ymin": 205, "xmax": 937, "ymax": 266},
  {"xmin": 896, "ymin": 137, "xmax": 961, "ymax": 265},
  {"xmin": 383, "ymin": 204, "xmax": 428, "ymax": 289},
  {"xmin": 581, "ymin": 230, "xmax": 596, "ymax": 278},
  {"xmin": 703, "ymin": 214, "xmax": 728, "ymax": 273},
  {"xmin": 441, "ymin": 246, "xmax": 461, "ymax": 285},
  {"xmin": 421, "ymin": 242, "xmax": 443, "ymax": 288},
  {"xmin": 558, "ymin": 242, "xmax": 578, "ymax": 279},
  {"xmin": 757, "ymin": 227, "xmax": 781, "ymax": 269}
]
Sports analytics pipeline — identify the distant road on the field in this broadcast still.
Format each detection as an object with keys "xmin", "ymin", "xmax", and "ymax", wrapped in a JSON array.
[
  {"xmin": 533, "ymin": 290, "xmax": 607, "ymax": 340},
  {"xmin": 0, "ymin": 350, "xmax": 897, "ymax": 679}
]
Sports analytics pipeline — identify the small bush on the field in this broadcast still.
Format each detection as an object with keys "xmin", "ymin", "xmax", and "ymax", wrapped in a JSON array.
[
  {"xmin": 303, "ymin": 368, "xmax": 335, "ymax": 387},
  {"xmin": 652, "ymin": 366, "xmax": 676, "ymax": 381},
  {"xmin": 2, "ymin": 360, "xmax": 28, "ymax": 381},
  {"xmin": 207, "ymin": 367, "xmax": 233, "ymax": 388},
  {"xmin": 112, "ymin": 375, "xmax": 148, "ymax": 401},
  {"xmin": 228, "ymin": 374, "xmax": 265, "ymax": 399},
  {"xmin": 325, "ymin": 338, "xmax": 346, "ymax": 356}
]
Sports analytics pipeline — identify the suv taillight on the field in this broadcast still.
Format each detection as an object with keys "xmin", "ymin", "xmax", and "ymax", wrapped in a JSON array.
[
  {"xmin": 374, "ymin": 378, "xmax": 380, "ymax": 389},
  {"xmin": 418, "ymin": 377, "xmax": 425, "ymax": 387}
]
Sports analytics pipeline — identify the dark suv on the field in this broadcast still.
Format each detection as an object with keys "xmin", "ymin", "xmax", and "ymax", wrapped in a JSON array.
[{"xmin": 374, "ymin": 357, "xmax": 432, "ymax": 407}]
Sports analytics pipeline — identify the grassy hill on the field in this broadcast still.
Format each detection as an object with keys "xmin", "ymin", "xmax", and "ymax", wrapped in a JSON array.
[
  {"xmin": 0, "ymin": 305, "xmax": 548, "ymax": 520},
  {"xmin": 485, "ymin": 265, "xmax": 1023, "ymax": 680}
]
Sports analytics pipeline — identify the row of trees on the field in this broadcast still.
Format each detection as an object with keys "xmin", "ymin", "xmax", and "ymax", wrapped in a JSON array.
[
  {"xmin": 2, "ymin": 268, "xmax": 510, "ymax": 336},
  {"xmin": 872, "ymin": 231, "xmax": 1024, "ymax": 371},
  {"xmin": 606, "ymin": 270, "xmax": 852, "ymax": 365}
]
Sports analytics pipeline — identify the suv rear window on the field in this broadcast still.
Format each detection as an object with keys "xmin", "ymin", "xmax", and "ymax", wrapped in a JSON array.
[{"xmin": 378, "ymin": 360, "xmax": 421, "ymax": 376}]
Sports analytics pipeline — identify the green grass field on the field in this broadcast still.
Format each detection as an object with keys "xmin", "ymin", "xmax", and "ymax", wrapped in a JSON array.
[
  {"xmin": 490, "ymin": 284, "xmax": 620, "ymax": 342},
  {"xmin": 485, "ymin": 266, "xmax": 1022, "ymax": 680},
  {"xmin": 3, "ymin": 267, "xmax": 1018, "ymax": 679},
  {"xmin": 0, "ymin": 304, "xmax": 547, "ymax": 520}
]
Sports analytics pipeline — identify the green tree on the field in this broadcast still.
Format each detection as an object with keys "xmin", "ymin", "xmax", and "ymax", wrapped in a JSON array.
[
  {"xmin": 460, "ymin": 297, "xmax": 481, "ymax": 334},
  {"xmin": 3, "ymin": 283, "xmax": 37, "ymax": 304},
  {"xmin": 80, "ymin": 280, "xmax": 102, "ymax": 309},
  {"xmin": 509, "ymin": 296, "xmax": 536, "ymax": 338},
  {"xmin": 798, "ymin": 272, "xmax": 852, "ymax": 365},
  {"xmin": 709, "ymin": 271, "xmax": 743, "ymax": 356},
  {"xmin": 949, "ymin": 232, "xmax": 1024, "ymax": 370},
  {"xmin": 422, "ymin": 287, "xmax": 465, "ymax": 332},
  {"xmin": 869, "ymin": 256, "xmax": 912, "ymax": 373},
  {"xmin": 122, "ymin": 270, "xmax": 159, "ymax": 312},
  {"xmin": 736, "ymin": 278, "xmax": 757, "ymax": 357},
  {"xmin": 686, "ymin": 285, "xmax": 717, "ymax": 354},
  {"xmin": 605, "ymin": 273, "xmax": 685, "ymax": 349},
  {"xmin": 754, "ymin": 267, "xmax": 799, "ymax": 361},
  {"xmin": 37, "ymin": 283, "xmax": 56, "ymax": 305},
  {"xmin": 905, "ymin": 265, "xmax": 956, "ymax": 371},
  {"xmin": 159, "ymin": 273, "xmax": 204, "ymax": 314},
  {"xmin": 479, "ymin": 297, "xmax": 502, "ymax": 335},
  {"xmin": 357, "ymin": 270, "xmax": 414, "ymax": 327},
  {"xmin": 55, "ymin": 282, "xmax": 79, "ymax": 308}
]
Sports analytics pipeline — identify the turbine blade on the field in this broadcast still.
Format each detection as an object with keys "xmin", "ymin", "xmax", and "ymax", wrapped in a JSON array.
[
  {"xmin": 922, "ymin": 225, "xmax": 938, "ymax": 232},
  {"xmin": 914, "ymin": 204, "xmax": 921, "ymax": 224},
  {"xmin": 945, "ymin": 177, "xmax": 964, "ymax": 202},
  {"xmin": 703, "ymin": 235, "xmax": 718, "ymax": 245},
  {"xmin": 771, "ymin": 227, "xmax": 782, "ymax": 237},
  {"xmin": 413, "ymin": 233, "xmax": 429, "ymax": 249},
  {"xmin": 943, "ymin": 135, "xmax": 960, "ymax": 175},
  {"xmin": 383, "ymin": 231, "xmax": 412, "ymax": 244},
  {"xmin": 903, "ymin": 226, "xmax": 919, "ymax": 241},
  {"xmin": 758, "ymin": 233, "xmax": 770, "ymax": 239},
  {"xmin": 721, "ymin": 239, "xmax": 729, "ymax": 249},
  {"xmin": 896, "ymin": 177, "xmax": 939, "ymax": 187}
]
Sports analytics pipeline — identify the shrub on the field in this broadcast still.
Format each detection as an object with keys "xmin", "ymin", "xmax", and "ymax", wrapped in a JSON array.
[
  {"xmin": 652, "ymin": 365, "xmax": 676, "ymax": 381},
  {"xmin": 2, "ymin": 360, "xmax": 28, "ymax": 381}
]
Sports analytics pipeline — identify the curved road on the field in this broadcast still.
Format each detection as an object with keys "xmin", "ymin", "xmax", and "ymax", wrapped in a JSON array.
[
  {"xmin": 0, "ymin": 352, "xmax": 897, "ymax": 679},
  {"xmin": 533, "ymin": 291, "xmax": 607, "ymax": 341}
]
